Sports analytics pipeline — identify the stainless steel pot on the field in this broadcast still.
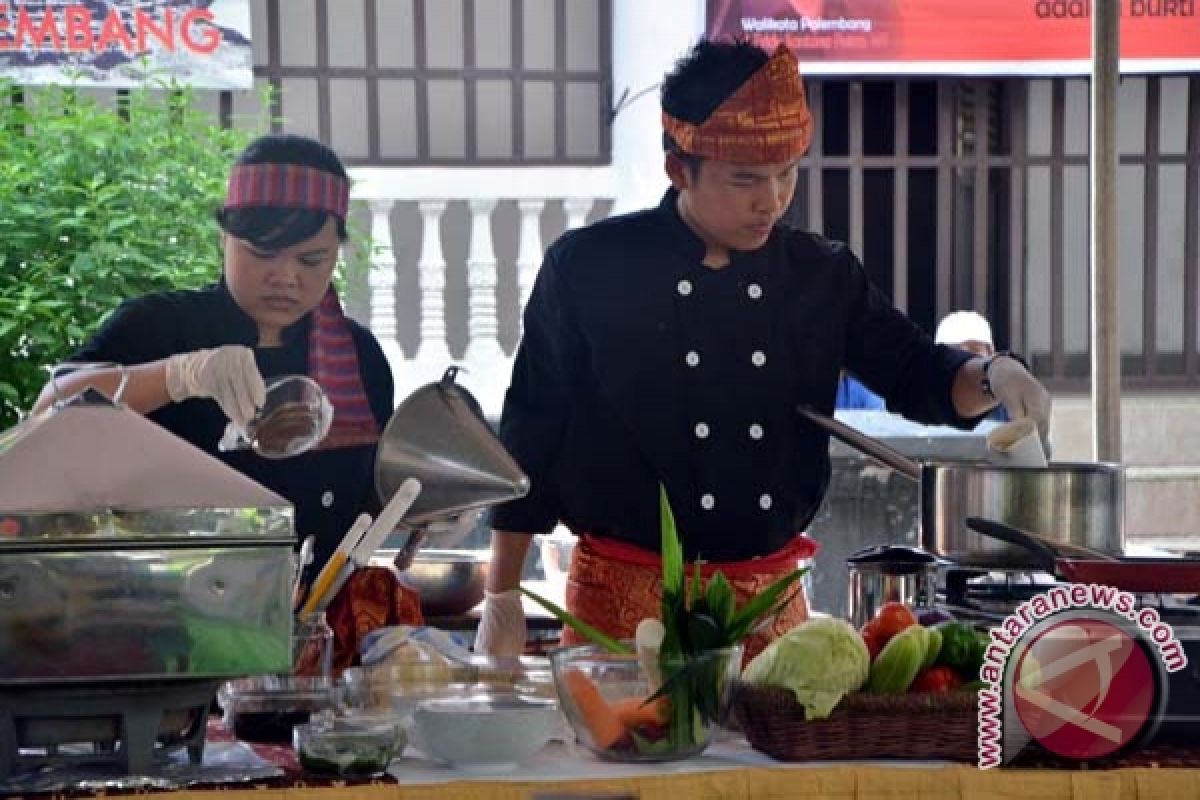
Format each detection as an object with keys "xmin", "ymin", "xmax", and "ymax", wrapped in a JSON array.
[
  {"xmin": 921, "ymin": 461, "xmax": 1123, "ymax": 567},
  {"xmin": 846, "ymin": 546, "xmax": 940, "ymax": 628},
  {"xmin": 798, "ymin": 407, "xmax": 1124, "ymax": 568}
]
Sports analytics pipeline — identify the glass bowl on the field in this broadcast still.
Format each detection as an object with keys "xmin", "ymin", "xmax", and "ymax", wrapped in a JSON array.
[
  {"xmin": 548, "ymin": 641, "xmax": 743, "ymax": 762},
  {"xmin": 218, "ymin": 675, "xmax": 335, "ymax": 744},
  {"xmin": 294, "ymin": 712, "xmax": 403, "ymax": 776},
  {"xmin": 220, "ymin": 375, "xmax": 332, "ymax": 459},
  {"xmin": 340, "ymin": 662, "xmax": 468, "ymax": 713}
]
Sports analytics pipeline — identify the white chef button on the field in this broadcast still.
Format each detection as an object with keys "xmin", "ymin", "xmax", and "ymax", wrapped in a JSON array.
[
  {"xmin": 751, "ymin": 350, "xmax": 767, "ymax": 367},
  {"xmin": 685, "ymin": 350, "xmax": 701, "ymax": 367},
  {"xmin": 700, "ymin": 493, "xmax": 716, "ymax": 510},
  {"xmin": 677, "ymin": 279, "xmax": 693, "ymax": 296},
  {"xmin": 694, "ymin": 422, "xmax": 710, "ymax": 439},
  {"xmin": 759, "ymin": 493, "xmax": 773, "ymax": 510},
  {"xmin": 749, "ymin": 423, "xmax": 764, "ymax": 440},
  {"xmin": 747, "ymin": 283, "xmax": 763, "ymax": 299},
  {"xmin": 321, "ymin": 490, "xmax": 334, "ymax": 508}
]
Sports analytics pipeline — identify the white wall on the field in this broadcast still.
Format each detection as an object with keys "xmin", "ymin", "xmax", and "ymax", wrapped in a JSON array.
[{"xmin": 609, "ymin": 0, "xmax": 708, "ymax": 213}]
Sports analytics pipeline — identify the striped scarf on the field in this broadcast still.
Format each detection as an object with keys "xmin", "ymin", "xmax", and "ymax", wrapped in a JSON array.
[{"xmin": 309, "ymin": 287, "xmax": 380, "ymax": 450}]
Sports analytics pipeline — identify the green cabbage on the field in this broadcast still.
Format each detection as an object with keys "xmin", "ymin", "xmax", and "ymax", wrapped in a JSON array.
[{"xmin": 741, "ymin": 617, "xmax": 870, "ymax": 720}]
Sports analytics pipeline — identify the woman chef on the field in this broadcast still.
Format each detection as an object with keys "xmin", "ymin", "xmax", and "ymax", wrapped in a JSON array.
[{"xmin": 33, "ymin": 134, "xmax": 394, "ymax": 570}]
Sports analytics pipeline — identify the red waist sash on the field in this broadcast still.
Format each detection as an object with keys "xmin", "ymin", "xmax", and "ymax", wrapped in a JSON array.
[{"xmin": 561, "ymin": 533, "xmax": 818, "ymax": 662}]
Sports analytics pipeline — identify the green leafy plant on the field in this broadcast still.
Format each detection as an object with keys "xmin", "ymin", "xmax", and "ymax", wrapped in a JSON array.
[
  {"xmin": 0, "ymin": 81, "xmax": 374, "ymax": 429},
  {"xmin": 0, "ymin": 81, "xmax": 253, "ymax": 427},
  {"xmin": 524, "ymin": 485, "xmax": 807, "ymax": 752}
]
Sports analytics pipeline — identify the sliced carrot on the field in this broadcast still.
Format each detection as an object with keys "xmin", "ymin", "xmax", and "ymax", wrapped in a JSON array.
[
  {"xmin": 561, "ymin": 669, "xmax": 626, "ymax": 750},
  {"xmin": 611, "ymin": 695, "xmax": 669, "ymax": 729}
]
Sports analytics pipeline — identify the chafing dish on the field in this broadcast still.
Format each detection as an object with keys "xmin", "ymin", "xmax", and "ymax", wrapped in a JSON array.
[{"xmin": 0, "ymin": 388, "xmax": 296, "ymax": 684}]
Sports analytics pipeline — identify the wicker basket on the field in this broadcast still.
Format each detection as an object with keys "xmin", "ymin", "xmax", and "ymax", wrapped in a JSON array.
[{"xmin": 733, "ymin": 682, "xmax": 979, "ymax": 762}]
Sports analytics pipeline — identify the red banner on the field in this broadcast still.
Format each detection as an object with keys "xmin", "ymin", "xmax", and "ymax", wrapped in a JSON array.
[
  {"xmin": 708, "ymin": 0, "xmax": 1200, "ymax": 75},
  {"xmin": 0, "ymin": 1, "xmax": 252, "ymax": 88}
]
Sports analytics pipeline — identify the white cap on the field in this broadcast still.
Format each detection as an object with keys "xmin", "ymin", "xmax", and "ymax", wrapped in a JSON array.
[{"xmin": 935, "ymin": 310, "xmax": 993, "ymax": 347}]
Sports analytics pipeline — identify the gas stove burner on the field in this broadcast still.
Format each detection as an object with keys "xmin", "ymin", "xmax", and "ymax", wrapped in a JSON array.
[
  {"xmin": 938, "ymin": 565, "xmax": 1200, "ymax": 626},
  {"xmin": 0, "ymin": 680, "xmax": 217, "ymax": 779},
  {"xmin": 940, "ymin": 567, "xmax": 1058, "ymax": 616}
]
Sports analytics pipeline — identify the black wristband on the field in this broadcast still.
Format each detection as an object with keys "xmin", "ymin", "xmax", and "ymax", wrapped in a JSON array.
[{"xmin": 981, "ymin": 351, "xmax": 1028, "ymax": 401}]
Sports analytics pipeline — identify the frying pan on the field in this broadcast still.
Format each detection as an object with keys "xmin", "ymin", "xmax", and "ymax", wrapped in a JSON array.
[{"xmin": 965, "ymin": 517, "xmax": 1200, "ymax": 594}]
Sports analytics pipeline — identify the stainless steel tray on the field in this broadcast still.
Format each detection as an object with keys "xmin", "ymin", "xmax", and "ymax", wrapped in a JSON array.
[{"xmin": 0, "ymin": 506, "xmax": 294, "ymax": 546}]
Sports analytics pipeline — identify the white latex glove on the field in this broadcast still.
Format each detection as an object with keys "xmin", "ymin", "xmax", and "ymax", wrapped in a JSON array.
[
  {"xmin": 986, "ymin": 355, "xmax": 1053, "ymax": 445},
  {"xmin": 165, "ymin": 345, "xmax": 267, "ymax": 429},
  {"xmin": 474, "ymin": 589, "xmax": 527, "ymax": 657}
]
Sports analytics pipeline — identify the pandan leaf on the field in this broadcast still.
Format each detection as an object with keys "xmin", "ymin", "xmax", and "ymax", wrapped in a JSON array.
[
  {"xmin": 689, "ymin": 559, "xmax": 704, "ymax": 609},
  {"xmin": 659, "ymin": 485, "xmax": 683, "ymax": 597},
  {"xmin": 685, "ymin": 612, "xmax": 722, "ymax": 653},
  {"xmin": 519, "ymin": 586, "xmax": 632, "ymax": 654},
  {"xmin": 704, "ymin": 572, "xmax": 736, "ymax": 629},
  {"xmin": 724, "ymin": 568, "xmax": 807, "ymax": 642}
]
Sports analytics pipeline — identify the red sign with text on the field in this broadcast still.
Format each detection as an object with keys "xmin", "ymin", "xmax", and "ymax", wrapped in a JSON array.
[
  {"xmin": 0, "ymin": 1, "xmax": 252, "ymax": 88},
  {"xmin": 708, "ymin": 0, "xmax": 1200, "ymax": 75}
]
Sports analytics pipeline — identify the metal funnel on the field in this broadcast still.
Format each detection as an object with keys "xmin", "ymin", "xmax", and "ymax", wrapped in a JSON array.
[{"xmin": 375, "ymin": 367, "xmax": 530, "ymax": 527}]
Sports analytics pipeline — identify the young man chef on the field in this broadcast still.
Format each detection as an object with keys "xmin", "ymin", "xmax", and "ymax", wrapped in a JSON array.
[{"xmin": 475, "ymin": 40, "xmax": 1052, "ymax": 657}]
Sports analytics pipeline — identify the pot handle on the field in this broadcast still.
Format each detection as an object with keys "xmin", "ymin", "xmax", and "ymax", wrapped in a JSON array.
[
  {"xmin": 796, "ymin": 406, "xmax": 922, "ymax": 482},
  {"xmin": 964, "ymin": 516, "xmax": 1059, "ymax": 573}
]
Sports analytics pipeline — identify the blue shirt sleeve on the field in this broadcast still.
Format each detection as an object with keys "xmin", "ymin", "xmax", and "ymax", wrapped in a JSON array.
[{"xmin": 835, "ymin": 375, "xmax": 886, "ymax": 410}]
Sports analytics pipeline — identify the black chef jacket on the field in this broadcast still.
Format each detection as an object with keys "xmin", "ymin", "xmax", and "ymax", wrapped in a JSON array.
[
  {"xmin": 73, "ymin": 283, "xmax": 394, "ymax": 568},
  {"xmin": 492, "ymin": 189, "xmax": 977, "ymax": 562}
]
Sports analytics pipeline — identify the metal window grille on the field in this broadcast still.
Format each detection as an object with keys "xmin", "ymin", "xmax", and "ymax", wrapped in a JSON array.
[
  {"xmin": 786, "ymin": 76, "xmax": 1200, "ymax": 392},
  {"xmin": 253, "ymin": 0, "xmax": 611, "ymax": 166}
]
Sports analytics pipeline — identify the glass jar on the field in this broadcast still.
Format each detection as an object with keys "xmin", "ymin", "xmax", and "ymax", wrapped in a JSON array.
[{"xmin": 292, "ymin": 611, "xmax": 334, "ymax": 683}]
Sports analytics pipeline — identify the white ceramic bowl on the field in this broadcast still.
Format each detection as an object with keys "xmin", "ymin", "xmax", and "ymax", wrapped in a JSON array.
[{"xmin": 410, "ymin": 693, "xmax": 558, "ymax": 769}]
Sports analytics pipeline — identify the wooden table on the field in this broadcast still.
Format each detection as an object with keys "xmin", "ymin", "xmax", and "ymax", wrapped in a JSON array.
[{"xmin": 80, "ymin": 742, "xmax": 1200, "ymax": 800}]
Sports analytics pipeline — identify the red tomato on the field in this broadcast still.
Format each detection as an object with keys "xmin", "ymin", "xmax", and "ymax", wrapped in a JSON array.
[
  {"xmin": 872, "ymin": 602, "xmax": 918, "ymax": 643},
  {"xmin": 909, "ymin": 666, "xmax": 964, "ymax": 694},
  {"xmin": 861, "ymin": 625, "xmax": 885, "ymax": 661}
]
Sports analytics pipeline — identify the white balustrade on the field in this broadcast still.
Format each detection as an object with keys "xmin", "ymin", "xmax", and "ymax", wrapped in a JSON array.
[
  {"xmin": 515, "ymin": 199, "xmax": 546, "ymax": 324},
  {"xmin": 366, "ymin": 199, "xmax": 397, "ymax": 341},
  {"xmin": 351, "ymin": 167, "xmax": 617, "ymax": 415},
  {"xmin": 563, "ymin": 197, "xmax": 594, "ymax": 230},
  {"xmin": 366, "ymin": 199, "xmax": 405, "ymax": 379},
  {"xmin": 464, "ymin": 198, "xmax": 504, "ymax": 364},
  {"xmin": 414, "ymin": 200, "xmax": 452, "ymax": 366}
]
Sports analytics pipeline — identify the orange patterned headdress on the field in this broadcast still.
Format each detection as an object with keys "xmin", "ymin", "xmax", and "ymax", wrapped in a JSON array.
[{"xmin": 662, "ymin": 44, "xmax": 812, "ymax": 165}]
